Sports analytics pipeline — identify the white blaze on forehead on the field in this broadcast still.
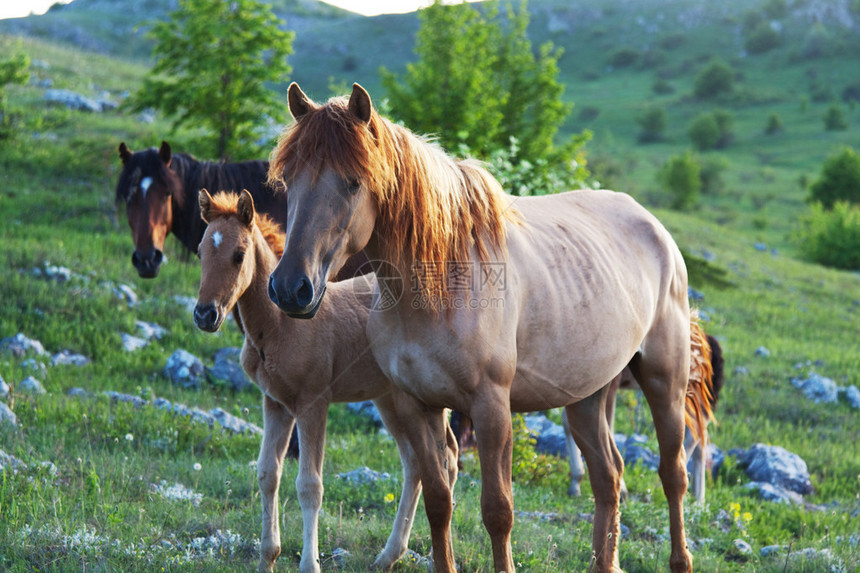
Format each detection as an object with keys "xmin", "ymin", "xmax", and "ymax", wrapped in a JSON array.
[
  {"xmin": 140, "ymin": 177, "xmax": 153, "ymax": 197},
  {"xmin": 212, "ymin": 231, "xmax": 223, "ymax": 249}
]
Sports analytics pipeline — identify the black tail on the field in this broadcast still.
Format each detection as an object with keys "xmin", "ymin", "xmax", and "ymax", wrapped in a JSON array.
[{"xmin": 706, "ymin": 335, "xmax": 725, "ymax": 409}]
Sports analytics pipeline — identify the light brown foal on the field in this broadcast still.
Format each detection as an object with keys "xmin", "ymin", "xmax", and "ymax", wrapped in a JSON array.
[{"xmin": 193, "ymin": 189, "xmax": 458, "ymax": 573}]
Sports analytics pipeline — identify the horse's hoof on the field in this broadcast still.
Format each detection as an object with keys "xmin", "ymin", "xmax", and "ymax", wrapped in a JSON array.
[{"xmin": 567, "ymin": 483, "xmax": 581, "ymax": 497}]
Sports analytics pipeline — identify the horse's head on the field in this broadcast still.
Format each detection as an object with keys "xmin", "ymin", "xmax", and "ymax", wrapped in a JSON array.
[
  {"xmin": 267, "ymin": 83, "xmax": 380, "ymax": 318},
  {"xmin": 193, "ymin": 189, "xmax": 258, "ymax": 332},
  {"xmin": 116, "ymin": 141, "xmax": 183, "ymax": 278}
]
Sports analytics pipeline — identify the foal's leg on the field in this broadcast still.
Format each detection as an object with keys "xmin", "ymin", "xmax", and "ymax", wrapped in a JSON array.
[
  {"xmin": 604, "ymin": 374, "xmax": 628, "ymax": 502},
  {"xmin": 393, "ymin": 393, "xmax": 458, "ymax": 573},
  {"xmin": 470, "ymin": 388, "xmax": 516, "ymax": 573},
  {"xmin": 565, "ymin": 386, "xmax": 624, "ymax": 573},
  {"xmin": 562, "ymin": 409, "xmax": 585, "ymax": 497},
  {"xmin": 631, "ymin": 316, "xmax": 694, "ymax": 573},
  {"xmin": 370, "ymin": 393, "xmax": 425, "ymax": 570},
  {"xmin": 294, "ymin": 403, "xmax": 329, "ymax": 573},
  {"xmin": 258, "ymin": 395, "xmax": 296, "ymax": 573}
]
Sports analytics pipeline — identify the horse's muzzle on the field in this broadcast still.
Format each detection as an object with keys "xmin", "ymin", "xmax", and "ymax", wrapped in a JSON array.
[
  {"xmin": 193, "ymin": 302, "xmax": 222, "ymax": 332},
  {"xmin": 132, "ymin": 249, "xmax": 164, "ymax": 278},
  {"xmin": 268, "ymin": 273, "xmax": 326, "ymax": 319}
]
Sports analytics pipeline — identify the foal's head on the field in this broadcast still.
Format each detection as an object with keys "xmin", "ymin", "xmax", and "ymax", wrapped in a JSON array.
[
  {"xmin": 116, "ymin": 141, "xmax": 183, "ymax": 278},
  {"xmin": 193, "ymin": 189, "xmax": 282, "ymax": 332}
]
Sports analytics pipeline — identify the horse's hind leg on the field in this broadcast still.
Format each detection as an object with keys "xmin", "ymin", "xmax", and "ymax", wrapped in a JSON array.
[
  {"xmin": 565, "ymin": 386, "xmax": 624, "ymax": 573},
  {"xmin": 257, "ymin": 395, "xmax": 296, "ymax": 573},
  {"xmin": 631, "ymin": 312, "xmax": 693, "ymax": 573},
  {"xmin": 685, "ymin": 429, "xmax": 706, "ymax": 503}
]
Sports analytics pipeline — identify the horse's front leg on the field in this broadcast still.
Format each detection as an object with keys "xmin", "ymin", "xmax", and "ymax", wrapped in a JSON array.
[
  {"xmin": 258, "ymin": 395, "xmax": 296, "ymax": 573},
  {"xmin": 471, "ymin": 388, "xmax": 516, "ymax": 573},
  {"xmin": 371, "ymin": 392, "xmax": 445, "ymax": 570},
  {"xmin": 566, "ymin": 386, "xmax": 624, "ymax": 573},
  {"xmin": 295, "ymin": 403, "xmax": 329, "ymax": 573},
  {"xmin": 392, "ymin": 393, "xmax": 457, "ymax": 573}
]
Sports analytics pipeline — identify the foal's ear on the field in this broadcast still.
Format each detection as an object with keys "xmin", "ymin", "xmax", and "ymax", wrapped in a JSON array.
[
  {"xmin": 159, "ymin": 141, "xmax": 172, "ymax": 167},
  {"xmin": 118, "ymin": 142, "xmax": 132, "ymax": 164},
  {"xmin": 348, "ymin": 83, "xmax": 372, "ymax": 124},
  {"xmin": 237, "ymin": 189, "xmax": 255, "ymax": 228},
  {"xmin": 288, "ymin": 82, "xmax": 315, "ymax": 120},
  {"xmin": 199, "ymin": 189, "xmax": 213, "ymax": 223}
]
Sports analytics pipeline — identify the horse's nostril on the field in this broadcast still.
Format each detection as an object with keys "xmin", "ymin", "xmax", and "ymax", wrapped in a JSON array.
[
  {"xmin": 295, "ymin": 277, "xmax": 314, "ymax": 307},
  {"xmin": 193, "ymin": 304, "xmax": 218, "ymax": 329}
]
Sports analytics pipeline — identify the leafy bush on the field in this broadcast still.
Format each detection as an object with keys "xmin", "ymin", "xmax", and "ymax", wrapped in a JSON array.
[
  {"xmin": 823, "ymin": 104, "xmax": 848, "ymax": 131},
  {"xmin": 700, "ymin": 156, "xmax": 729, "ymax": 195},
  {"xmin": 510, "ymin": 414, "xmax": 568, "ymax": 489},
  {"xmin": 745, "ymin": 22, "xmax": 782, "ymax": 55},
  {"xmin": 636, "ymin": 106, "xmax": 667, "ymax": 143},
  {"xmin": 764, "ymin": 112, "xmax": 783, "ymax": 135},
  {"xmin": 688, "ymin": 109, "xmax": 734, "ymax": 150},
  {"xmin": 694, "ymin": 59, "xmax": 735, "ymax": 99},
  {"xmin": 652, "ymin": 78, "xmax": 675, "ymax": 95},
  {"xmin": 0, "ymin": 41, "xmax": 31, "ymax": 140},
  {"xmin": 607, "ymin": 47, "xmax": 639, "ymax": 68},
  {"xmin": 796, "ymin": 202, "xmax": 860, "ymax": 270},
  {"xmin": 809, "ymin": 147, "xmax": 860, "ymax": 208},
  {"xmin": 659, "ymin": 150, "xmax": 701, "ymax": 210}
]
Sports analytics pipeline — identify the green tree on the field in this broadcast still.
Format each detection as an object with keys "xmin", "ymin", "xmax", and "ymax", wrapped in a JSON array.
[
  {"xmin": 823, "ymin": 104, "xmax": 848, "ymax": 131},
  {"xmin": 765, "ymin": 112, "xmax": 783, "ymax": 135},
  {"xmin": 688, "ymin": 109, "xmax": 734, "ymax": 150},
  {"xmin": 809, "ymin": 147, "xmax": 860, "ymax": 208},
  {"xmin": 381, "ymin": 0, "xmax": 589, "ymax": 195},
  {"xmin": 660, "ymin": 150, "xmax": 701, "ymax": 210},
  {"xmin": 796, "ymin": 201, "xmax": 860, "ymax": 270},
  {"xmin": 636, "ymin": 106, "xmax": 667, "ymax": 143},
  {"xmin": 133, "ymin": 0, "xmax": 294, "ymax": 160},
  {"xmin": 694, "ymin": 59, "xmax": 735, "ymax": 99},
  {"xmin": 0, "ymin": 42, "xmax": 30, "ymax": 140}
]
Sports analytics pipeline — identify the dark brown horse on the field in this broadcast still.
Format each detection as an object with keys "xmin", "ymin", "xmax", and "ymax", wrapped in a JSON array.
[{"xmin": 115, "ymin": 141, "xmax": 288, "ymax": 278}]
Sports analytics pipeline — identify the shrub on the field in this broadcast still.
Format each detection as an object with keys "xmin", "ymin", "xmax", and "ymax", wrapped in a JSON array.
[
  {"xmin": 823, "ymin": 104, "xmax": 848, "ymax": 131},
  {"xmin": 765, "ymin": 113, "xmax": 783, "ymax": 135},
  {"xmin": 652, "ymin": 78, "xmax": 675, "ymax": 95},
  {"xmin": 689, "ymin": 110, "xmax": 734, "ymax": 150},
  {"xmin": 796, "ymin": 202, "xmax": 860, "ymax": 270},
  {"xmin": 636, "ymin": 106, "xmax": 667, "ymax": 143},
  {"xmin": 700, "ymin": 156, "xmax": 729, "ymax": 195},
  {"xmin": 607, "ymin": 47, "xmax": 639, "ymax": 68},
  {"xmin": 745, "ymin": 23, "xmax": 782, "ymax": 54},
  {"xmin": 809, "ymin": 147, "xmax": 860, "ymax": 208},
  {"xmin": 660, "ymin": 150, "xmax": 701, "ymax": 210},
  {"xmin": 694, "ymin": 59, "xmax": 735, "ymax": 99}
]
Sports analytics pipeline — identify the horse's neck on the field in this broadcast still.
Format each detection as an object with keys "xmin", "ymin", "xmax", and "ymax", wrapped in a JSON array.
[
  {"xmin": 170, "ymin": 155, "xmax": 208, "ymax": 254},
  {"xmin": 235, "ymin": 231, "xmax": 284, "ymax": 346}
]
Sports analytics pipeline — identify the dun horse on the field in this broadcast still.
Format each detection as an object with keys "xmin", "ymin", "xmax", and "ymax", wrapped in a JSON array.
[
  {"xmin": 193, "ymin": 189, "xmax": 457, "ymax": 573},
  {"xmin": 266, "ymin": 83, "xmax": 695, "ymax": 572}
]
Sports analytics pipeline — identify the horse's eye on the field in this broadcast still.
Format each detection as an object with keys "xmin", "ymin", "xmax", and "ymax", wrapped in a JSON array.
[
  {"xmin": 347, "ymin": 178, "xmax": 360, "ymax": 194},
  {"xmin": 233, "ymin": 250, "xmax": 245, "ymax": 265}
]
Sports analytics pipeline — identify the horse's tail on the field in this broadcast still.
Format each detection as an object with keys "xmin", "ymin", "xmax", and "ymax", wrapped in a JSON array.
[{"xmin": 684, "ymin": 312, "xmax": 717, "ymax": 447}]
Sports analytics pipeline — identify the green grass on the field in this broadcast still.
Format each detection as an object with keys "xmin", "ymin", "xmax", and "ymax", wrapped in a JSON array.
[{"xmin": 2, "ymin": 0, "xmax": 860, "ymax": 570}]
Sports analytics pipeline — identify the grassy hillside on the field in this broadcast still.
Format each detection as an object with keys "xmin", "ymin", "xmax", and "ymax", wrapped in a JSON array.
[{"xmin": 1, "ymin": 0, "xmax": 860, "ymax": 570}]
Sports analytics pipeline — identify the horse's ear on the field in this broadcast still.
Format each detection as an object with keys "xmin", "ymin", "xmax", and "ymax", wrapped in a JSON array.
[
  {"xmin": 348, "ymin": 83, "xmax": 372, "ymax": 124},
  {"xmin": 159, "ymin": 141, "xmax": 172, "ymax": 167},
  {"xmin": 288, "ymin": 82, "xmax": 314, "ymax": 120},
  {"xmin": 118, "ymin": 142, "xmax": 132, "ymax": 164},
  {"xmin": 237, "ymin": 189, "xmax": 255, "ymax": 228},
  {"xmin": 199, "ymin": 189, "xmax": 213, "ymax": 223}
]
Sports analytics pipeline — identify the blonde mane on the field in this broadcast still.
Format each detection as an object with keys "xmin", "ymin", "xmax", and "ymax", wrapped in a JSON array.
[
  {"xmin": 269, "ymin": 96, "xmax": 514, "ymax": 300},
  {"xmin": 206, "ymin": 191, "xmax": 285, "ymax": 257}
]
